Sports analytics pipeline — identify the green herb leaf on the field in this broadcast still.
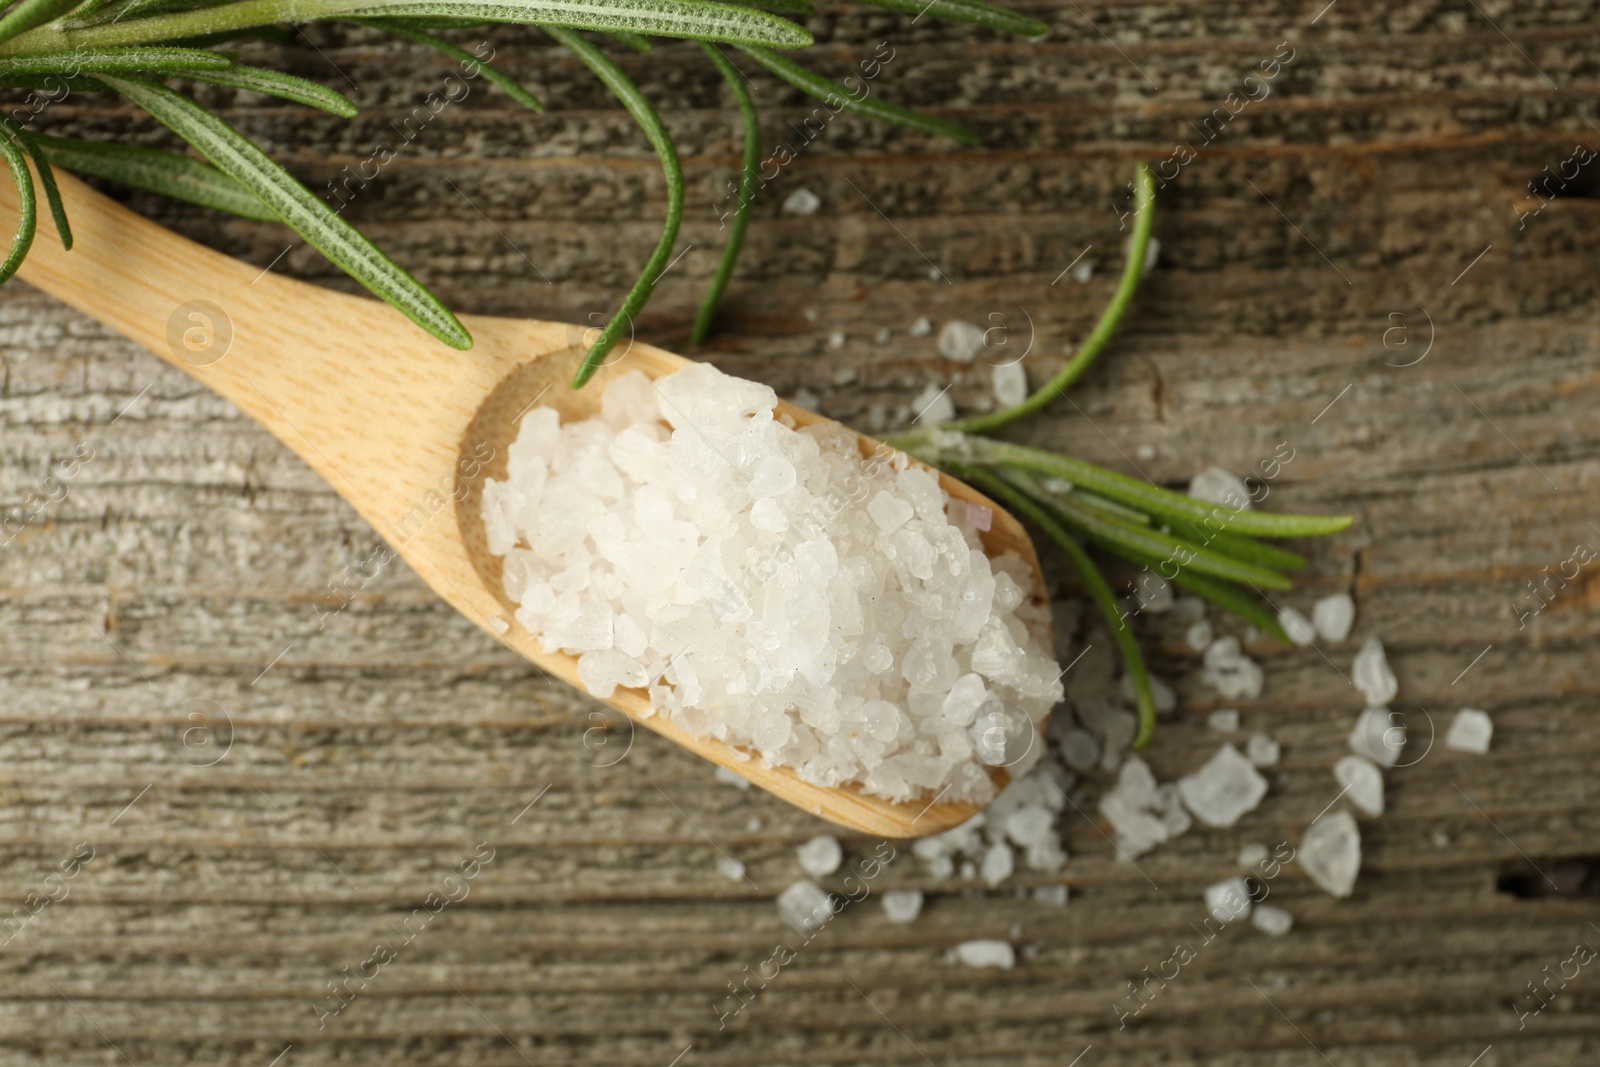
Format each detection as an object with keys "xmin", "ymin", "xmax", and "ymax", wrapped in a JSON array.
[
  {"xmin": 692, "ymin": 40, "xmax": 758, "ymax": 345},
  {"xmin": 736, "ymin": 43, "xmax": 979, "ymax": 144},
  {"xmin": 15, "ymin": 130, "xmax": 69, "ymax": 248},
  {"xmin": 863, "ymin": 0, "xmax": 1046, "ymax": 36},
  {"xmin": 0, "ymin": 45, "xmax": 233, "ymax": 75},
  {"xmin": 0, "ymin": 125, "xmax": 36, "ymax": 283},
  {"xmin": 550, "ymin": 25, "xmax": 682, "ymax": 388},
  {"xmin": 0, "ymin": 0, "xmax": 81, "ymax": 47},
  {"xmin": 345, "ymin": 0, "xmax": 810, "ymax": 47},
  {"xmin": 97, "ymin": 73, "xmax": 471, "ymax": 348},
  {"xmin": 33, "ymin": 132, "xmax": 281, "ymax": 221},
  {"xmin": 359, "ymin": 19, "xmax": 543, "ymax": 111},
  {"xmin": 181, "ymin": 63, "xmax": 360, "ymax": 115}
]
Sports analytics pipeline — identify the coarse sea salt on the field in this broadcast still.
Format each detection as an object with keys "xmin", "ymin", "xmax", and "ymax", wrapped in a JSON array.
[{"xmin": 483, "ymin": 364, "xmax": 1063, "ymax": 805}]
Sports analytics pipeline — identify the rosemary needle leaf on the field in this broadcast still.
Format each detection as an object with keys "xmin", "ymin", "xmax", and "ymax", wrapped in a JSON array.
[
  {"xmin": 863, "ymin": 0, "xmax": 1046, "ymax": 37},
  {"xmin": 33, "ymin": 134, "xmax": 280, "ymax": 221},
  {"xmin": 0, "ymin": 46, "xmax": 234, "ymax": 75},
  {"xmin": 1100, "ymin": 539, "xmax": 1294, "ymax": 645},
  {"xmin": 97, "ymin": 74, "xmax": 471, "ymax": 348},
  {"xmin": 0, "ymin": 0, "xmax": 80, "ymax": 46},
  {"xmin": 549, "ymin": 26, "xmax": 682, "ymax": 389},
  {"xmin": 954, "ymin": 461, "xmax": 1159, "ymax": 749},
  {"xmin": 180, "ymin": 64, "xmax": 359, "ymax": 115},
  {"xmin": 731, "ymin": 0, "xmax": 810, "ymax": 13},
  {"xmin": 691, "ymin": 39, "xmax": 758, "ymax": 346},
  {"xmin": 0, "ymin": 126, "xmax": 35, "ymax": 284},
  {"xmin": 1171, "ymin": 521, "xmax": 1309, "ymax": 572},
  {"xmin": 361, "ymin": 19, "xmax": 544, "ymax": 111},
  {"xmin": 16, "ymin": 131, "xmax": 69, "ymax": 249},
  {"xmin": 735, "ymin": 44, "xmax": 980, "ymax": 144},
  {"xmin": 347, "ymin": 0, "xmax": 812, "ymax": 48}
]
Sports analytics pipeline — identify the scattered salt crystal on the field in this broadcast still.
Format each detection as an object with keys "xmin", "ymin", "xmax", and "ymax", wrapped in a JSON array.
[
  {"xmin": 909, "ymin": 315, "xmax": 933, "ymax": 337},
  {"xmin": 882, "ymin": 889, "xmax": 923, "ymax": 923},
  {"xmin": 1006, "ymin": 806, "xmax": 1054, "ymax": 847},
  {"xmin": 1202, "ymin": 636, "xmax": 1264, "ymax": 700},
  {"xmin": 1352, "ymin": 637, "xmax": 1398, "ymax": 707},
  {"xmin": 714, "ymin": 766, "xmax": 752, "ymax": 790},
  {"xmin": 1245, "ymin": 733, "xmax": 1280, "ymax": 767},
  {"xmin": 981, "ymin": 842, "xmax": 1015, "ymax": 886},
  {"xmin": 747, "ymin": 817, "xmax": 763, "ymax": 832},
  {"xmin": 1187, "ymin": 467, "xmax": 1252, "ymax": 510},
  {"xmin": 1334, "ymin": 755, "xmax": 1384, "ymax": 816},
  {"xmin": 1312, "ymin": 593, "xmax": 1355, "ymax": 641},
  {"xmin": 1278, "ymin": 606, "xmax": 1316, "ymax": 646},
  {"xmin": 911, "ymin": 382, "xmax": 955, "ymax": 425},
  {"xmin": 1178, "ymin": 744, "xmax": 1269, "ymax": 828},
  {"xmin": 874, "ymin": 326, "xmax": 892, "ymax": 344},
  {"xmin": 717, "ymin": 856, "xmax": 747, "ymax": 881},
  {"xmin": 1059, "ymin": 728, "xmax": 1100, "ymax": 771},
  {"xmin": 783, "ymin": 187, "xmax": 820, "ymax": 214},
  {"xmin": 1207, "ymin": 709, "xmax": 1240, "ymax": 733},
  {"xmin": 938, "ymin": 320, "xmax": 987, "ymax": 362},
  {"xmin": 1300, "ymin": 810, "xmax": 1361, "ymax": 897},
  {"xmin": 1237, "ymin": 842, "xmax": 1269, "ymax": 870},
  {"xmin": 1348, "ymin": 708, "xmax": 1404, "ymax": 767},
  {"xmin": 1135, "ymin": 443, "xmax": 1157, "ymax": 461},
  {"xmin": 1070, "ymin": 259, "xmax": 1094, "ymax": 283},
  {"xmin": 992, "ymin": 361, "xmax": 1028, "ymax": 407},
  {"xmin": 1205, "ymin": 875, "xmax": 1253, "ymax": 922},
  {"xmin": 951, "ymin": 940, "xmax": 1015, "ymax": 969},
  {"xmin": 1251, "ymin": 904, "xmax": 1293, "ymax": 936},
  {"xmin": 1140, "ymin": 236, "xmax": 1161, "ymax": 276},
  {"xmin": 1446, "ymin": 708, "xmax": 1493, "ymax": 754},
  {"xmin": 827, "ymin": 331, "xmax": 846, "ymax": 349},
  {"xmin": 797, "ymin": 835, "xmax": 844, "ymax": 878},
  {"xmin": 1034, "ymin": 884, "xmax": 1069, "ymax": 906},
  {"xmin": 777, "ymin": 880, "xmax": 835, "ymax": 932},
  {"xmin": 791, "ymin": 386, "xmax": 819, "ymax": 410}
]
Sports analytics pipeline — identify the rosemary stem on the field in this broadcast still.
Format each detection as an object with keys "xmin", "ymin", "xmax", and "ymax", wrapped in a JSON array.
[
  {"xmin": 690, "ymin": 40, "xmax": 759, "ymax": 346},
  {"xmin": 941, "ymin": 160, "xmax": 1155, "ymax": 436}
]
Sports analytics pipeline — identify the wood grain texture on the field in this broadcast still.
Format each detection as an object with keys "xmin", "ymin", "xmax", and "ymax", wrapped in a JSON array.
[{"xmin": 3, "ymin": 1, "xmax": 1600, "ymax": 1064}]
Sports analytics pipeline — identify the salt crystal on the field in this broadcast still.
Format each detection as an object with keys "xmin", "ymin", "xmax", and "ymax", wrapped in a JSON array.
[
  {"xmin": 1334, "ymin": 755, "xmax": 1384, "ymax": 816},
  {"xmin": 1201, "ymin": 636, "xmax": 1264, "ymax": 700},
  {"xmin": 1278, "ymin": 606, "xmax": 1316, "ymax": 646},
  {"xmin": 1204, "ymin": 875, "xmax": 1253, "ymax": 922},
  {"xmin": 783, "ymin": 188, "xmax": 820, "ymax": 214},
  {"xmin": 981, "ymin": 842, "xmax": 1015, "ymax": 886},
  {"xmin": 1187, "ymin": 467, "xmax": 1252, "ymax": 510},
  {"xmin": 1245, "ymin": 733, "xmax": 1280, "ymax": 767},
  {"xmin": 874, "ymin": 326, "xmax": 892, "ymax": 344},
  {"xmin": 951, "ymin": 940, "xmax": 1015, "ymax": 969},
  {"xmin": 1446, "ymin": 708, "xmax": 1493, "ymax": 754},
  {"xmin": 1140, "ymin": 236, "xmax": 1161, "ymax": 276},
  {"xmin": 1312, "ymin": 593, "xmax": 1355, "ymax": 641},
  {"xmin": 1252, "ymin": 904, "xmax": 1293, "ymax": 936},
  {"xmin": 937, "ymin": 321, "xmax": 987, "ymax": 362},
  {"xmin": 716, "ymin": 856, "xmax": 746, "ymax": 881},
  {"xmin": 1237, "ymin": 842, "xmax": 1270, "ymax": 870},
  {"xmin": 1070, "ymin": 259, "xmax": 1094, "ymax": 283},
  {"xmin": 1207, "ymin": 709, "xmax": 1240, "ymax": 733},
  {"xmin": 714, "ymin": 766, "xmax": 752, "ymax": 790},
  {"xmin": 1352, "ymin": 637, "xmax": 1398, "ymax": 707},
  {"xmin": 827, "ymin": 331, "xmax": 846, "ymax": 349},
  {"xmin": 1059, "ymin": 728, "xmax": 1100, "ymax": 771},
  {"xmin": 909, "ymin": 315, "xmax": 932, "ymax": 337},
  {"xmin": 485, "ymin": 362, "xmax": 1063, "ymax": 805},
  {"xmin": 1348, "ymin": 708, "xmax": 1404, "ymax": 767},
  {"xmin": 992, "ymin": 361, "xmax": 1028, "ymax": 407},
  {"xmin": 882, "ymin": 889, "xmax": 923, "ymax": 923},
  {"xmin": 777, "ymin": 880, "xmax": 834, "ymax": 932},
  {"xmin": 1178, "ymin": 744, "xmax": 1269, "ymax": 828},
  {"xmin": 1005, "ymin": 806, "xmax": 1054, "ymax": 847},
  {"xmin": 1300, "ymin": 810, "xmax": 1361, "ymax": 897},
  {"xmin": 1033, "ymin": 884, "xmax": 1068, "ymax": 906},
  {"xmin": 797, "ymin": 835, "xmax": 844, "ymax": 878},
  {"xmin": 911, "ymin": 382, "xmax": 955, "ymax": 426},
  {"xmin": 1135, "ymin": 443, "xmax": 1157, "ymax": 461}
]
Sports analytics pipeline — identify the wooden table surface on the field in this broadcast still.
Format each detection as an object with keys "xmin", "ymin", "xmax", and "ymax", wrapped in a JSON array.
[{"xmin": 5, "ymin": 2, "xmax": 1600, "ymax": 1064}]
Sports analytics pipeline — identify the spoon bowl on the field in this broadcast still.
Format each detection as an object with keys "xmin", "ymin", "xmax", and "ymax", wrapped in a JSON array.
[{"xmin": 10, "ymin": 169, "xmax": 1052, "ymax": 837}]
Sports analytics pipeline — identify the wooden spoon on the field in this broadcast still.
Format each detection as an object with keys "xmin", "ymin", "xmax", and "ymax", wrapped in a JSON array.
[{"xmin": 8, "ymin": 171, "xmax": 1052, "ymax": 837}]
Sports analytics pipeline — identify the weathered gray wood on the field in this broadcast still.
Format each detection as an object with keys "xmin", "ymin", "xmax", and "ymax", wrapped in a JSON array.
[{"xmin": 4, "ymin": 2, "xmax": 1600, "ymax": 1064}]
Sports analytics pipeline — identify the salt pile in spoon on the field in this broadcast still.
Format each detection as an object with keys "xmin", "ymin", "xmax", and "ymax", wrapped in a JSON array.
[{"xmin": 482, "ymin": 363, "xmax": 1064, "ymax": 803}]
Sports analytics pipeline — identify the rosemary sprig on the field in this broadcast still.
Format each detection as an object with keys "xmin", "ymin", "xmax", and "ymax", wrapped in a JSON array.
[{"xmin": 887, "ymin": 163, "xmax": 1353, "ymax": 748}]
